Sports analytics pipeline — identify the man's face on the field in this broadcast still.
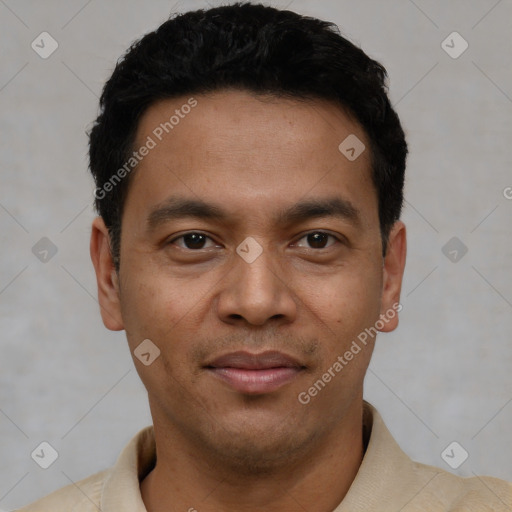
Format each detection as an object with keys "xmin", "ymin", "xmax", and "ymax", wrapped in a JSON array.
[{"xmin": 92, "ymin": 89, "xmax": 405, "ymax": 470}]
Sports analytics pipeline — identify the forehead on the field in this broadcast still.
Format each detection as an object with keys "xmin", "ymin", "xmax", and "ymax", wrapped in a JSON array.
[{"xmin": 125, "ymin": 89, "xmax": 378, "ymax": 228}]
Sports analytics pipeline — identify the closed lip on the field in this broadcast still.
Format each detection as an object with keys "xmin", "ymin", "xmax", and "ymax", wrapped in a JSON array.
[
  {"xmin": 204, "ymin": 350, "xmax": 305, "ymax": 394},
  {"xmin": 204, "ymin": 350, "xmax": 305, "ymax": 370}
]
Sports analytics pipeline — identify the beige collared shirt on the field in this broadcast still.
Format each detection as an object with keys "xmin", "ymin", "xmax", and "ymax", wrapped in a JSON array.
[{"xmin": 18, "ymin": 402, "xmax": 512, "ymax": 511}]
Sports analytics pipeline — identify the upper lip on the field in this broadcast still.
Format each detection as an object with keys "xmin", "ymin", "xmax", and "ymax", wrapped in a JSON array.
[{"xmin": 205, "ymin": 350, "xmax": 304, "ymax": 370}]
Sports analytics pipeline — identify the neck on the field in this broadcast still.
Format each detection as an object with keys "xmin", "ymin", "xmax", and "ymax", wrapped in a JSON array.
[{"xmin": 141, "ymin": 400, "xmax": 365, "ymax": 512}]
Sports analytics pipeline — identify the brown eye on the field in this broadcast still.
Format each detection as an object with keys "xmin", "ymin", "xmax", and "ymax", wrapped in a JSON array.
[
  {"xmin": 170, "ymin": 232, "xmax": 217, "ymax": 250},
  {"xmin": 307, "ymin": 233, "xmax": 330, "ymax": 248},
  {"xmin": 183, "ymin": 233, "xmax": 207, "ymax": 249},
  {"xmin": 295, "ymin": 232, "xmax": 338, "ymax": 249}
]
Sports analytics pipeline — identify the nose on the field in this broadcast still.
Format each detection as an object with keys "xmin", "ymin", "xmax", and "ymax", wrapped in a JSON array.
[{"xmin": 216, "ymin": 243, "xmax": 297, "ymax": 327}]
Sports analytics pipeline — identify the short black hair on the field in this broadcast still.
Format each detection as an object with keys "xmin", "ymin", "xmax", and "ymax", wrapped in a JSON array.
[{"xmin": 89, "ymin": 2, "xmax": 407, "ymax": 270}]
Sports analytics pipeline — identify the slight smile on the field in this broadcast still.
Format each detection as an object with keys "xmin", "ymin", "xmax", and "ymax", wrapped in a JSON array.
[{"xmin": 205, "ymin": 350, "xmax": 306, "ymax": 394}]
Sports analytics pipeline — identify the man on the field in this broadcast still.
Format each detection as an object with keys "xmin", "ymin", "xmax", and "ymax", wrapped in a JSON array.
[{"xmin": 20, "ymin": 2, "xmax": 511, "ymax": 511}]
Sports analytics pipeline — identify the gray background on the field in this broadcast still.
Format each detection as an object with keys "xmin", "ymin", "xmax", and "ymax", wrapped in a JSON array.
[{"xmin": 1, "ymin": 0, "xmax": 511, "ymax": 509}]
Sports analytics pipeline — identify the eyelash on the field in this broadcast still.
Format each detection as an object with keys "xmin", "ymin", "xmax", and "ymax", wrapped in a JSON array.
[{"xmin": 168, "ymin": 231, "xmax": 342, "ymax": 250}]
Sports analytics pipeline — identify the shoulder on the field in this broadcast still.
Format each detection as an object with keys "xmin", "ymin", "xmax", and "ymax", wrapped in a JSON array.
[
  {"xmin": 15, "ymin": 469, "xmax": 107, "ymax": 512},
  {"xmin": 409, "ymin": 459, "xmax": 512, "ymax": 511},
  {"xmin": 14, "ymin": 426, "xmax": 154, "ymax": 512},
  {"xmin": 358, "ymin": 402, "xmax": 512, "ymax": 511}
]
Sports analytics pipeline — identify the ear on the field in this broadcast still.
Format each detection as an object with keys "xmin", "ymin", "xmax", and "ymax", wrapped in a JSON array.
[
  {"xmin": 90, "ymin": 217, "xmax": 124, "ymax": 331},
  {"xmin": 378, "ymin": 220, "xmax": 406, "ymax": 332}
]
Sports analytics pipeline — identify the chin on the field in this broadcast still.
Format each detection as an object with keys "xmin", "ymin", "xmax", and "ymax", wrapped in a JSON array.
[{"xmin": 194, "ymin": 414, "xmax": 322, "ymax": 475}]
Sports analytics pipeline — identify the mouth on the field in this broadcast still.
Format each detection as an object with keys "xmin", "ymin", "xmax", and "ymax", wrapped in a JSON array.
[{"xmin": 204, "ymin": 350, "xmax": 306, "ymax": 395}]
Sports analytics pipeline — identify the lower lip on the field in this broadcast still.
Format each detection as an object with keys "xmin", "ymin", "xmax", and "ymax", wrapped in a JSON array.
[{"xmin": 207, "ymin": 367, "xmax": 302, "ymax": 394}]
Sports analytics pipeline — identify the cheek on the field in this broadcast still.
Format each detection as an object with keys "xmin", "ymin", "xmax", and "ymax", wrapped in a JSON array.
[
  {"xmin": 118, "ymin": 276, "xmax": 199, "ymax": 398},
  {"xmin": 299, "ymin": 265, "xmax": 382, "ymax": 334},
  {"xmin": 118, "ymin": 269, "xmax": 201, "ymax": 351},
  {"xmin": 118, "ymin": 231, "xmax": 228, "ymax": 320}
]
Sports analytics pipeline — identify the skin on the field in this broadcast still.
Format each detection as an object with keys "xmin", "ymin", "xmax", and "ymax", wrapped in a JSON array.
[{"xmin": 90, "ymin": 89, "xmax": 406, "ymax": 512}]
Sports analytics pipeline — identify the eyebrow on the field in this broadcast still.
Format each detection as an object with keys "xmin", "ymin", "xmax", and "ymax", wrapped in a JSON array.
[
  {"xmin": 276, "ymin": 197, "xmax": 360, "ymax": 227},
  {"xmin": 146, "ymin": 195, "xmax": 361, "ymax": 231}
]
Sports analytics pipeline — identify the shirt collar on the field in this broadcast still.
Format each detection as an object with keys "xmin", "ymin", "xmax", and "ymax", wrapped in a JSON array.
[
  {"xmin": 334, "ymin": 401, "xmax": 438, "ymax": 511},
  {"xmin": 101, "ymin": 426, "xmax": 155, "ymax": 512}
]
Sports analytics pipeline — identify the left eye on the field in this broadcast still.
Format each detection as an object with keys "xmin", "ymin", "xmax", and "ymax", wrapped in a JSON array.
[
  {"xmin": 294, "ymin": 232, "xmax": 338, "ymax": 249},
  {"xmin": 170, "ymin": 233, "xmax": 218, "ymax": 250}
]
